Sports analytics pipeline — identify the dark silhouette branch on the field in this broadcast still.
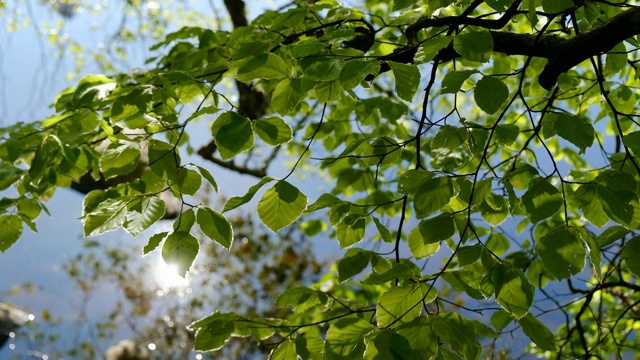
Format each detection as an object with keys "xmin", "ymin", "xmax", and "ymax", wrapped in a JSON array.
[{"xmin": 378, "ymin": 5, "xmax": 640, "ymax": 90}]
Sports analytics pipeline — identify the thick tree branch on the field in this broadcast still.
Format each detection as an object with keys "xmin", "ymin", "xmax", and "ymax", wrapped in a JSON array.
[
  {"xmin": 539, "ymin": 6, "xmax": 640, "ymax": 89},
  {"xmin": 382, "ymin": 6, "xmax": 640, "ymax": 90}
]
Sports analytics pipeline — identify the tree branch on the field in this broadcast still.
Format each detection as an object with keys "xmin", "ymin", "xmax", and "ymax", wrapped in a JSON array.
[{"xmin": 380, "ymin": 6, "xmax": 640, "ymax": 90}]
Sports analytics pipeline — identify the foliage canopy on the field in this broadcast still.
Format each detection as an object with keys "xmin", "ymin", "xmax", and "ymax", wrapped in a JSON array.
[{"xmin": 2, "ymin": 0, "xmax": 640, "ymax": 358}]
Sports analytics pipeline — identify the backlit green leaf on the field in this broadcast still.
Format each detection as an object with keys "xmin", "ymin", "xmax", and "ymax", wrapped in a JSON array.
[
  {"xmin": 83, "ymin": 198, "xmax": 128, "ymax": 236},
  {"xmin": 143, "ymin": 231, "xmax": 167, "ymax": 255},
  {"xmin": 161, "ymin": 231, "xmax": 199, "ymax": 277},
  {"xmin": 363, "ymin": 330, "xmax": 412, "ymax": 360},
  {"xmin": 325, "ymin": 317, "xmax": 374, "ymax": 360},
  {"xmin": 190, "ymin": 312, "xmax": 234, "ymax": 351},
  {"xmin": 394, "ymin": 317, "xmax": 438, "ymax": 359},
  {"xmin": 415, "ymin": 213, "xmax": 455, "ymax": 244},
  {"xmin": 272, "ymin": 78, "xmax": 302, "ymax": 115},
  {"xmin": 541, "ymin": 0, "xmax": 573, "ymax": 13},
  {"xmin": 388, "ymin": 61, "xmax": 420, "ymax": 102},
  {"xmin": 519, "ymin": 313, "xmax": 557, "ymax": 351},
  {"xmin": 432, "ymin": 312, "xmax": 481, "ymax": 360},
  {"xmin": 257, "ymin": 181, "xmax": 307, "ymax": 233},
  {"xmin": 237, "ymin": 53, "xmax": 291, "ymax": 82},
  {"xmin": 441, "ymin": 70, "xmax": 477, "ymax": 94},
  {"xmin": 223, "ymin": 176, "xmax": 274, "ymax": 212},
  {"xmin": 336, "ymin": 215, "xmax": 366, "ymax": 248},
  {"xmin": 621, "ymin": 236, "xmax": 640, "ymax": 277},
  {"xmin": 338, "ymin": 248, "xmax": 372, "ymax": 282},
  {"xmin": 414, "ymin": 36, "xmax": 452, "ymax": 64},
  {"xmin": 546, "ymin": 113, "xmax": 594, "ymax": 153},
  {"xmin": 124, "ymin": 196, "xmax": 165, "ymax": 236},
  {"xmin": 453, "ymin": 31, "xmax": 493, "ymax": 63},
  {"xmin": 492, "ymin": 262, "xmax": 534, "ymax": 319},
  {"xmin": 537, "ymin": 226, "xmax": 586, "ymax": 279},
  {"xmin": 211, "ymin": 111, "xmax": 254, "ymax": 160},
  {"xmin": 197, "ymin": 207, "xmax": 233, "ymax": 249},
  {"xmin": 413, "ymin": 177, "xmax": 454, "ymax": 217},
  {"xmin": 0, "ymin": 215, "xmax": 22, "ymax": 252},
  {"xmin": 172, "ymin": 167, "xmax": 202, "ymax": 195},
  {"xmin": 270, "ymin": 340, "xmax": 297, "ymax": 360},
  {"xmin": 474, "ymin": 76, "xmax": 509, "ymax": 115},
  {"xmin": 377, "ymin": 283, "xmax": 423, "ymax": 327},
  {"xmin": 521, "ymin": 178, "xmax": 562, "ymax": 223},
  {"xmin": 490, "ymin": 310, "xmax": 513, "ymax": 331},
  {"xmin": 254, "ymin": 116, "xmax": 292, "ymax": 146}
]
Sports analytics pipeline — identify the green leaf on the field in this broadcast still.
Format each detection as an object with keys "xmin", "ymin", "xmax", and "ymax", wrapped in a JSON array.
[
  {"xmin": 197, "ymin": 207, "xmax": 233, "ymax": 249},
  {"xmin": 337, "ymin": 248, "xmax": 372, "ymax": 282},
  {"xmin": 574, "ymin": 183, "xmax": 610, "ymax": 228},
  {"xmin": 172, "ymin": 167, "xmax": 202, "ymax": 195},
  {"xmin": 537, "ymin": 226, "xmax": 586, "ymax": 279},
  {"xmin": 83, "ymin": 198, "xmax": 128, "ymax": 237},
  {"xmin": 372, "ymin": 216, "xmax": 393, "ymax": 243},
  {"xmin": 237, "ymin": 53, "xmax": 291, "ymax": 82},
  {"xmin": 161, "ymin": 231, "xmax": 199, "ymax": 277},
  {"xmin": 124, "ymin": 196, "xmax": 165, "ymax": 236},
  {"xmin": 431, "ymin": 125, "xmax": 467, "ymax": 150},
  {"xmin": 254, "ymin": 116, "xmax": 292, "ymax": 146},
  {"xmin": 541, "ymin": 0, "xmax": 573, "ymax": 13},
  {"xmin": 388, "ymin": 61, "xmax": 420, "ymax": 102},
  {"xmin": 453, "ymin": 31, "xmax": 493, "ymax": 63},
  {"xmin": 413, "ymin": 177, "xmax": 454, "ymax": 217},
  {"xmin": 324, "ymin": 317, "xmax": 374, "ymax": 360},
  {"xmin": 414, "ymin": 213, "xmax": 455, "ymax": 244},
  {"xmin": 490, "ymin": 310, "xmax": 514, "ymax": 331},
  {"xmin": 492, "ymin": 262, "xmax": 534, "ymax": 319},
  {"xmin": 395, "ymin": 317, "xmax": 438, "ymax": 359},
  {"xmin": 190, "ymin": 312, "xmax": 234, "ymax": 351},
  {"xmin": 99, "ymin": 140, "xmax": 141, "ymax": 180},
  {"xmin": 457, "ymin": 244, "xmax": 482, "ymax": 266},
  {"xmin": 0, "ymin": 215, "xmax": 22, "ymax": 252},
  {"xmin": 605, "ymin": 42, "xmax": 627, "ymax": 76},
  {"xmin": 143, "ymin": 231, "xmax": 167, "ymax": 255},
  {"xmin": 621, "ymin": 236, "xmax": 640, "ymax": 277},
  {"xmin": 306, "ymin": 59, "xmax": 343, "ymax": 81},
  {"xmin": 306, "ymin": 193, "xmax": 342, "ymax": 212},
  {"xmin": 441, "ymin": 70, "xmax": 477, "ymax": 94},
  {"xmin": 223, "ymin": 176, "xmax": 274, "ymax": 212},
  {"xmin": 397, "ymin": 169, "xmax": 434, "ymax": 194},
  {"xmin": 377, "ymin": 284, "xmax": 423, "ymax": 327},
  {"xmin": 336, "ymin": 215, "xmax": 367, "ymax": 248},
  {"xmin": 195, "ymin": 165, "xmax": 218, "ymax": 192},
  {"xmin": 211, "ymin": 111, "xmax": 254, "ymax": 160},
  {"xmin": 295, "ymin": 335, "xmax": 324, "ymax": 360},
  {"xmin": 474, "ymin": 76, "xmax": 509, "ymax": 115},
  {"xmin": 408, "ymin": 226, "xmax": 440, "ymax": 259},
  {"xmin": 362, "ymin": 263, "xmax": 416, "ymax": 285},
  {"xmin": 521, "ymin": 178, "xmax": 562, "ymax": 223},
  {"xmin": 546, "ymin": 113, "xmax": 594, "ymax": 153},
  {"xmin": 596, "ymin": 225, "xmax": 629, "ymax": 248},
  {"xmin": 315, "ymin": 80, "xmax": 343, "ymax": 102},
  {"xmin": 363, "ymin": 329, "xmax": 412, "ymax": 360},
  {"xmin": 148, "ymin": 139, "xmax": 179, "ymax": 178},
  {"xmin": 518, "ymin": 313, "xmax": 557, "ymax": 351},
  {"xmin": 17, "ymin": 198, "xmax": 41, "ymax": 220},
  {"xmin": 339, "ymin": 60, "xmax": 380, "ymax": 90},
  {"xmin": 623, "ymin": 130, "xmax": 640, "ymax": 156},
  {"xmin": 270, "ymin": 340, "xmax": 297, "ymax": 360},
  {"xmin": 272, "ymin": 78, "xmax": 302, "ymax": 115},
  {"xmin": 257, "ymin": 181, "xmax": 307, "ymax": 233},
  {"xmin": 414, "ymin": 36, "xmax": 452, "ymax": 64},
  {"xmin": 275, "ymin": 286, "xmax": 327, "ymax": 313},
  {"xmin": 432, "ymin": 312, "xmax": 482, "ymax": 360}
]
